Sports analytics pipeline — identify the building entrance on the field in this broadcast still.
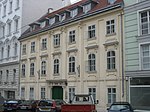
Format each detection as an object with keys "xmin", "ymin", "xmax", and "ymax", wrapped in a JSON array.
[{"xmin": 52, "ymin": 86, "xmax": 63, "ymax": 99}]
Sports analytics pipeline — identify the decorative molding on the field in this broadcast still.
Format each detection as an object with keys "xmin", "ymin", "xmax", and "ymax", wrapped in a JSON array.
[
  {"xmin": 103, "ymin": 39, "xmax": 119, "ymax": 51},
  {"xmin": 85, "ymin": 44, "xmax": 99, "ymax": 53}
]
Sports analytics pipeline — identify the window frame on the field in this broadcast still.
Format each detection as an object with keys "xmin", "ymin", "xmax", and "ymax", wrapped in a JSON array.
[
  {"xmin": 31, "ymin": 42, "xmax": 35, "ymax": 53},
  {"xmin": 54, "ymin": 59, "xmax": 59, "ymax": 75},
  {"xmin": 106, "ymin": 19, "xmax": 115, "ymax": 35},
  {"xmin": 41, "ymin": 38, "xmax": 47, "ymax": 50},
  {"xmin": 41, "ymin": 61, "xmax": 46, "ymax": 75},
  {"xmin": 30, "ymin": 63, "xmax": 34, "ymax": 76},
  {"xmin": 83, "ymin": 3, "xmax": 91, "ymax": 13},
  {"xmin": 7, "ymin": 45, "xmax": 10, "ymax": 58},
  {"xmin": 69, "ymin": 87, "xmax": 75, "ymax": 101},
  {"xmin": 22, "ymin": 44, "xmax": 26, "ymax": 55},
  {"xmin": 69, "ymin": 56, "xmax": 76, "ymax": 73},
  {"xmin": 107, "ymin": 51, "xmax": 116, "ymax": 70},
  {"xmin": 107, "ymin": 87, "xmax": 116, "ymax": 104},
  {"xmin": 88, "ymin": 54, "xmax": 96, "ymax": 72},
  {"xmin": 88, "ymin": 25, "xmax": 96, "ymax": 39},
  {"xmin": 29, "ymin": 87, "xmax": 34, "ymax": 100},
  {"xmin": 41, "ymin": 87, "xmax": 46, "ymax": 99},
  {"xmin": 21, "ymin": 87, "xmax": 25, "ymax": 99},
  {"xmin": 88, "ymin": 87, "xmax": 96, "ymax": 101},
  {"xmin": 22, "ymin": 64, "xmax": 25, "ymax": 77},
  {"xmin": 53, "ymin": 34, "xmax": 60, "ymax": 47},
  {"xmin": 69, "ymin": 30, "xmax": 76, "ymax": 44}
]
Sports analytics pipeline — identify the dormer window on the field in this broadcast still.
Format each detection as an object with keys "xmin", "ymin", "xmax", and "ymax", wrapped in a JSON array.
[
  {"xmin": 59, "ymin": 13, "xmax": 66, "ymax": 22},
  {"xmin": 70, "ymin": 8, "xmax": 78, "ymax": 18},
  {"xmin": 49, "ymin": 17, "xmax": 55, "ymax": 25},
  {"xmin": 83, "ymin": 3, "xmax": 91, "ymax": 13},
  {"xmin": 40, "ymin": 21, "xmax": 46, "ymax": 28}
]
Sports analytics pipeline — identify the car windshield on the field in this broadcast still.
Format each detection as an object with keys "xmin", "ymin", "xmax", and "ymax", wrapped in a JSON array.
[
  {"xmin": 110, "ymin": 104, "xmax": 130, "ymax": 111},
  {"xmin": 7, "ymin": 101, "xmax": 18, "ymax": 103},
  {"xmin": 38, "ymin": 100, "xmax": 53, "ymax": 106}
]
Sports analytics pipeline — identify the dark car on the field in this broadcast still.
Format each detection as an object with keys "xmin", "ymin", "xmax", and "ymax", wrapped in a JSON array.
[
  {"xmin": 36, "ymin": 99, "xmax": 66, "ymax": 112},
  {"xmin": 3, "ymin": 100, "xmax": 21, "ymax": 112},
  {"xmin": 107, "ymin": 102, "xmax": 134, "ymax": 112},
  {"xmin": 17, "ymin": 100, "xmax": 33, "ymax": 110}
]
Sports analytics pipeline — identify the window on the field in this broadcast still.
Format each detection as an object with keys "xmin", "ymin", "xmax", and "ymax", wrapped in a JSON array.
[
  {"xmin": 7, "ymin": 22, "xmax": 12, "ymax": 35},
  {"xmin": 53, "ymin": 34, "xmax": 60, "ymax": 47},
  {"xmin": 1, "ymin": 47, "xmax": 4, "ymax": 59},
  {"xmin": 0, "ymin": 71, "xmax": 2, "ymax": 82},
  {"xmin": 7, "ymin": 45, "xmax": 10, "ymax": 58},
  {"xmin": 106, "ymin": 19, "xmax": 115, "ymax": 35},
  {"xmin": 9, "ymin": 1, "xmax": 12, "ymax": 13},
  {"xmin": 3, "ymin": 5, "xmax": 6, "ymax": 17},
  {"xmin": 54, "ymin": 59, "xmax": 59, "ymax": 74},
  {"xmin": 88, "ymin": 54, "xmax": 96, "ymax": 72},
  {"xmin": 13, "ymin": 69, "xmax": 16, "ymax": 82},
  {"xmin": 89, "ymin": 88, "xmax": 96, "ymax": 101},
  {"xmin": 14, "ymin": 19, "xmax": 19, "ymax": 32},
  {"xmin": 140, "ymin": 11, "xmax": 150, "ymax": 35},
  {"xmin": 141, "ymin": 44, "xmax": 150, "ymax": 70},
  {"xmin": 88, "ymin": 25, "xmax": 95, "ymax": 39},
  {"xmin": 69, "ymin": 88, "xmax": 75, "ymax": 101},
  {"xmin": 83, "ymin": 4, "xmax": 91, "ymax": 13},
  {"xmin": 2, "ymin": 25, "xmax": 5, "ymax": 37},
  {"xmin": 40, "ymin": 21, "xmax": 46, "ymax": 28},
  {"xmin": 21, "ymin": 87, "xmax": 25, "ymax": 99},
  {"xmin": 41, "ymin": 61, "xmax": 46, "ymax": 75},
  {"xmin": 16, "ymin": 0, "xmax": 19, "ymax": 9},
  {"xmin": 6, "ymin": 70, "xmax": 9, "ymax": 82},
  {"xmin": 70, "ymin": 9, "xmax": 78, "ymax": 18},
  {"xmin": 14, "ymin": 43, "xmax": 17, "ymax": 56},
  {"xmin": 22, "ymin": 44, "xmax": 26, "ymax": 55},
  {"xmin": 69, "ymin": 56, "xmax": 75, "ymax": 73},
  {"xmin": 29, "ymin": 87, "xmax": 34, "ymax": 100},
  {"xmin": 30, "ymin": 63, "xmax": 34, "ymax": 76},
  {"xmin": 41, "ymin": 87, "xmax": 45, "ymax": 99},
  {"xmin": 49, "ymin": 17, "xmax": 55, "ymax": 25},
  {"xmin": 41, "ymin": 38, "xmax": 47, "ymax": 50},
  {"xmin": 59, "ymin": 13, "xmax": 65, "ymax": 22},
  {"xmin": 108, "ymin": 88, "xmax": 116, "ymax": 104},
  {"xmin": 31, "ymin": 42, "xmax": 35, "ymax": 53},
  {"xmin": 69, "ymin": 30, "xmax": 76, "ymax": 44},
  {"xmin": 22, "ymin": 64, "xmax": 25, "ymax": 77},
  {"xmin": 107, "ymin": 51, "xmax": 115, "ymax": 70}
]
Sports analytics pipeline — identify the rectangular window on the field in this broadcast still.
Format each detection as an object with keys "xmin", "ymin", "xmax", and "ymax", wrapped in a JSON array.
[
  {"xmin": 41, "ymin": 87, "xmax": 45, "ymax": 99},
  {"xmin": 108, "ymin": 88, "xmax": 116, "ymax": 104},
  {"xmin": 30, "ymin": 63, "xmax": 34, "ymax": 76},
  {"xmin": 9, "ymin": 1, "xmax": 12, "ymax": 13},
  {"xmin": 140, "ymin": 11, "xmax": 150, "ymax": 35},
  {"xmin": 69, "ymin": 88, "xmax": 75, "ymax": 101},
  {"xmin": 22, "ymin": 44, "xmax": 26, "ymax": 55},
  {"xmin": 29, "ymin": 87, "xmax": 34, "ymax": 100},
  {"xmin": 70, "ymin": 9, "xmax": 77, "ymax": 18},
  {"xmin": 83, "ymin": 4, "xmax": 91, "ymax": 13},
  {"xmin": 41, "ymin": 38, "xmax": 47, "ymax": 50},
  {"xmin": 88, "ymin": 25, "xmax": 95, "ymax": 39},
  {"xmin": 141, "ymin": 44, "xmax": 150, "ymax": 70},
  {"xmin": 88, "ymin": 88, "xmax": 96, "ymax": 101},
  {"xmin": 8, "ymin": 22, "xmax": 11, "ymax": 35},
  {"xmin": 21, "ymin": 87, "xmax": 25, "ymax": 99},
  {"xmin": 16, "ymin": 0, "xmax": 19, "ymax": 9},
  {"xmin": 69, "ymin": 30, "xmax": 76, "ymax": 44},
  {"xmin": 53, "ymin": 34, "xmax": 60, "ymax": 47},
  {"xmin": 13, "ymin": 69, "xmax": 16, "ymax": 82},
  {"xmin": 31, "ymin": 42, "xmax": 35, "ymax": 53},
  {"xmin": 49, "ymin": 17, "xmax": 55, "ymax": 25},
  {"xmin": 106, "ymin": 19, "xmax": 115, "ymax": 35},
  {"xmin": 14, "ymin": 19, "xmax": 19, "ymax": 32},
  {"xmin": 22, "ymin": 64, "xmax": 25, "ymax": 77},
  {"xmin": 2, "ymin": 26, "xmax": 5, "ymax": 37},
  {"xmin": 6, "ymin": 70, "xmax": 9, "ymax": 82},
  {"xmin": 3, "ymin": 5, "xmax": 6, "ymax": 17}
]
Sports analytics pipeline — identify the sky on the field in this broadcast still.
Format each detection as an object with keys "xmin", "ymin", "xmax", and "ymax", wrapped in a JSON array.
[{"xmin": 70, "ymin": 0, "xmax": 81, "ymax": 3}]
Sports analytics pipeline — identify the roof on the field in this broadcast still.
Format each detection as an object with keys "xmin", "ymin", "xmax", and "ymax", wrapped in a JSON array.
[{"xmin": 19, "ymin": 0, "xmax": 124, "ymax": 40}]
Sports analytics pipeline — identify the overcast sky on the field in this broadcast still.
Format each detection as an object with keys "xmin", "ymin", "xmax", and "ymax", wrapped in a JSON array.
[{"xmin": 70, "ymin": 0, "xmax": 81, "ymax": 3}]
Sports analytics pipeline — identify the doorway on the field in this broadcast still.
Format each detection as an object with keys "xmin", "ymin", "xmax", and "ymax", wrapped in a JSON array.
[{"xmin": 52, "ymin": 86, "xmax": 63, "ymax": 99}]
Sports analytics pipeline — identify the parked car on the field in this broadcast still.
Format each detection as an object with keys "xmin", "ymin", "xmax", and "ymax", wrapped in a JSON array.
[
  {"xmin": 31, "ymin": 100, "xmax": 39, "ymax": 112},
  {"xmin": 36, "ymin": 99, "xmax": 66, "ymax": 112},
  {"xmin": 3, "ymin": 100, "xmax": 21, "ymax": 112},
  {"xmin": 17, "ymin": 100, "xmax": 33, "ymax": 110},
  {"xmin": 107, "ymin": 102, "xmax": 134, "ymax": 112}
]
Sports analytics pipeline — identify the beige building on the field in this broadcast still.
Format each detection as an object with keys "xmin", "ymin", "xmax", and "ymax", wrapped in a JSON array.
[{"xmin": 19, "ymin": 0, "xmax": 124, "ymax": 111}]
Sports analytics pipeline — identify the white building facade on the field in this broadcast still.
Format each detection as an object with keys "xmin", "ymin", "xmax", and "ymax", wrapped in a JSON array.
[{"xmin": 0, "ymin": 0, "xmax": 63, "ymax": 99}]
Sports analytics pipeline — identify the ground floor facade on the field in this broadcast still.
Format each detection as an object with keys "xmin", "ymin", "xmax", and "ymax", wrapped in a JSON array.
[
  {"xmin": 126, "ymin": 71, "xmax": 150, "ymax": 112},
  {"xmin": 20, "ymin": 76, "xmax": 126, "ymax": 111},
  {"xmin": 0, "ymin": 62, "xmax": 19, "ymax": 99}
]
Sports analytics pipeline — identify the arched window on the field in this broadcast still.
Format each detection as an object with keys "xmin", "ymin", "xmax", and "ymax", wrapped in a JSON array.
[
  {"xmin": 30, "ymin": 63, "xmax": 34, "ymax": 76},
  {"xmin": 107, "ymin": 51, "xmax": 115, "ymax": 69},
  {"xmin": 41, "ymin": 61, "xmax": 46, "ymax": 75},
  {"xmin": 22, "ymin": 64, "xmax": 25, "ymax": 77},
  {"xmin": 7, "ymin": 45, "xmax": 10, "ymax": 58},
  {"xmin": 69, "ymin": 56, "xmax": 75, "ymax": 73},
  {"xmin": 54, "ymin": 59, "xmax": 59, "ymax": 74},
  {"xmin": 88, "ymin": 54, "xmax": 96, "ymax": 71}
]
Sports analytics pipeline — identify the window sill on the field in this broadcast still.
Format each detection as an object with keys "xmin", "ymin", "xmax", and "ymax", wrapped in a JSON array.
[
  {"xmin": 2, "ymin": 15, "xmax": 6, "ymax": 18},
  {"xmin": 106, "ymin": 33, "xmax": 116, "ymax": 37},
  {"xmin": 13, "ymin": 30, "xmax": 19, "ymax": 34},
  {"xmin": 68, "ymin": 41, "xmax": 76, "ymax": 45},
  {"xmin": 53, "ymin": 73, "xmax": 60, "ymax": 76},
  {"xmin": 41, "ymin": 48, "xmax": 47, "ymax": 51},
  {"xmin": 30, "ymin": 51, "xmax": 35, "ymax": 53},
  {"xmin": 68, "ymin": 72, "xmax": 76, "ymax": 75},
  {"xmin": 21, "ymin": 76, "xmax": 26, "ymax": 78},
  {"xmin": 87, "ymin": 37, "xmax": 96, "ymax": 41},
  {"xmin": 106, "ymin": 69, "xmax": 117, "ymax": 72},
  {"xmin": 15, "ymin": 7, "xmax": 20, "ymax": 11},
  {"xmin": 54, "ymin": 45, "xmax": 60, "ymax": 48},
  {"xmin": 8, "ymin": 11, "xmax": 12, "ymax": 15},
  {"xmin": 30, "ymin": 75, "xmax": 35, "ymax": 77}
]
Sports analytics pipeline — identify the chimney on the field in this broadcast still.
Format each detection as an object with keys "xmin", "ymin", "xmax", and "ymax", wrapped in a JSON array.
[{"xmin": 48, "ymin": 8, "xmax": 53, "ymax": 13}]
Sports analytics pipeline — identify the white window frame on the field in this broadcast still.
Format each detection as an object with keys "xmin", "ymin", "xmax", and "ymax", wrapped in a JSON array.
[
  {"xmin": 53, "ymin": 34, "xmax": 60, "ymax": 47},
  {"xmin": 83, "ymin": 3, "xmax": 91, "ymax": 13},
  {"xmin": 87, "ymin": 54, "xmax": 96, "ymax": 72},
  {"xmin": 7, "ymin": 45, "xmax": 10, "ymax": 58},
  {"xmin": 54, "ymin": 59, "xmax": 59, "ymax": 74},
  {"xmin": 16, "ymin": 0, "xmax": 19, "ymax": 9},
  {"xmin": 69, "ymin": 56, "xmax": 75, "ymax": 73},
  {"xmin": 22, "ymin": 44, "xmax": 26, "ymax": 55},
  {"xmin": 107, "ymin": 87, "xmax": 116, "ymax": 104},
  {"xmin": 41, "ymin": 61, "xmax": 46, "ymax": 75},
  {"xmin": 69, "ymin": 30, "xmax": 76, "ymax": 44},
  {"xmin": 29, "ymin": 87, "xmax": 34, "ymax": 100},
  {"xmin": 70, "ymin": 9, "xmax": 78, "ymax": 18},
  {"xmin": 9, "ymin": 1, "xmax": 12, "ymax": 13},
  {"xmin": 41, "ymin": 38, "xmax": 47, "ymax": 50},
  {"xmin": 14, "ymin": 19, "xmax": 19, "ymax": 32},
  {"xmin": 30, "ymin": 63, "xmax": 34, "ymax": 76},
  {"xmin": 88, "ymin": 25, "xmax": 96, "ymax": 39},
  {"xmin": 3, "ymin": 5, "xmax": 6, "ymax": 17},
  {"xmin": 22, "ymin": 64, "xmax": 25, "ymax": 77},
  {"xmin": 88, "ymin": 87, "xmax": 96, "ymax": 101},
  {"xmin": 106, "ymin": 19, "xmax": 115, "ymax": 35},
  {"xmin": 14, "ymin": 43, "xmax": 17, "ymax": 56},
  {"xmin": 21, "ymin": 87, "xmax": 25, "ymax": 99},
  {"xmin": 2, "ymin": 25, "xmax": 5, "ymax": 37},
  {"xmin": 107, "ymin": 51, "xmax": 116, "ymax": 70},
  {"xmin": 69, "ymin": 87, "xmax": 75, "ymax": 101},
  {"xmin": 31, "ymin": 42, "xmax": 35, "ymax": 53},
  {"xmin": 41, "ymin": 87, "xmax": 46, "ymax": 99}
]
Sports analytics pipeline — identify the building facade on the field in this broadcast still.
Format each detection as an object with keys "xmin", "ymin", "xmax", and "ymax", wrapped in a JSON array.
[
  {"xmin": 19, "ymin": 0, "xmax": 124, "ymax": 111},
  {"xmin": 124, "ymin": 0, "xmax": 150, "ymax": 111},
  {"xmin": 0, "ymin": 0, "xmax": 62, "ymax": 99}
]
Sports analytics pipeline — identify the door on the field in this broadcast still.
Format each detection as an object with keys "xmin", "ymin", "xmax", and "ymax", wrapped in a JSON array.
[{"xmin": 52, "ymin": 86, "xmax": 63, "ymax": 99}]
